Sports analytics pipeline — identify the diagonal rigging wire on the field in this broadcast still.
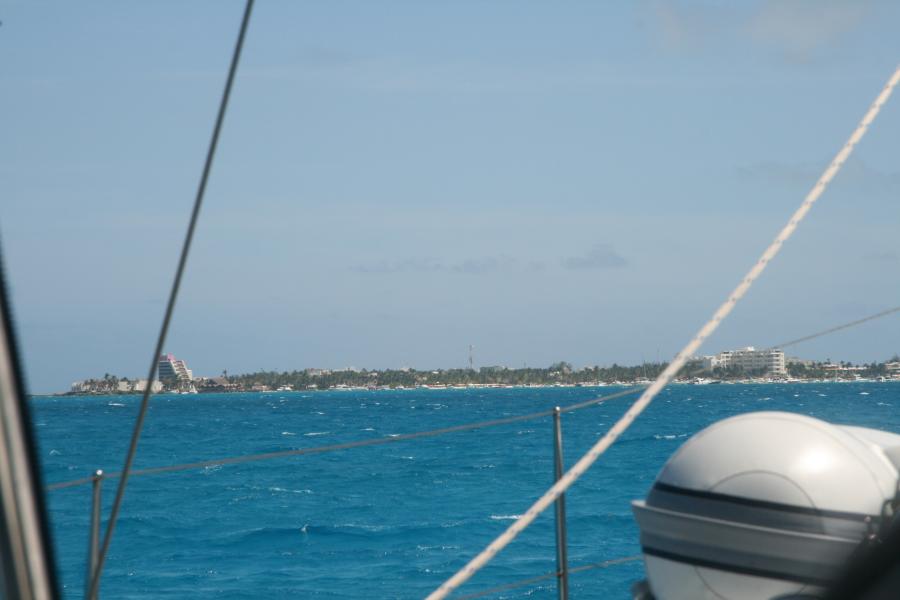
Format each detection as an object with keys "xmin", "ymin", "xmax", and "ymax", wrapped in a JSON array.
[
  {"xmin": 682, "ymin": 304, "xmax": 900, "ymax": 379},
  {"xmin": 87, "ymin": 2, "xmax": 255, "ymax": 598},
  {"xmin": 773, "ymin": 305, "xmax": 900, "ymax": 350},
  {"xmin": 427, "ymin": 65, "xmax": 900, "ymax": 600},
  {"xmin": 46, "ymin": 385, "xmax": 645, "ymax": 491},
  {"xmin": 44, "ymin": 297, "xmax": 900, "ymax": 493},
  {"xmin": 45, "ymin": 298, "xmax": 900, "ymax": 494}
]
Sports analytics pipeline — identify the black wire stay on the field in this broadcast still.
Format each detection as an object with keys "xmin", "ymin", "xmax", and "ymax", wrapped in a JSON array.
[
  {"xmin": 46, "ymin": 385, "xmax": 645, "ymax": 491},
  {"xmin": 772, "ymin": 304, "xmax": 900, "ymax": 350},
  {"xmin": 86, "ymin": 2, "xmax": 256, "ymax": 598}
]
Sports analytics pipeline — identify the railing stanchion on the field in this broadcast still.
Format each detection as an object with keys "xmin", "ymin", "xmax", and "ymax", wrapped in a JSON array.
[
  {"xmin": 86, "ymin": 469, "xmax": 103, "ymax": 600},
  {"xmin": 552, "ymin": 407, "xmax": 569, "ymax": 600}
]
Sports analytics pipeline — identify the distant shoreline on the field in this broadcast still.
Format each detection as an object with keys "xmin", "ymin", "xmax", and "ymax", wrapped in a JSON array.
[
  {"xmin": 40, "ymin": 377, "xmax": 900, "ymax": 398},
  {"xmin": 62, "ymin": 357, "xmax": 900, "ymax": 397}
]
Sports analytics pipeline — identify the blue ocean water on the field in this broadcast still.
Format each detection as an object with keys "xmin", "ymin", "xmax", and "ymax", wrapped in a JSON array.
[{"xmin": 31, "ymin": 383, "xmax": 900, "ymax": 599}]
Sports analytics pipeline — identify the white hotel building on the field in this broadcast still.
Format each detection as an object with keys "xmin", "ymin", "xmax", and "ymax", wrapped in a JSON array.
[
  {"xmin": 157, "ymin": 353, "xmax": 193, "ymax": 383},
  {"xmin": 701, "ymin": 347, "xmax": 786, "ymax": 376}
]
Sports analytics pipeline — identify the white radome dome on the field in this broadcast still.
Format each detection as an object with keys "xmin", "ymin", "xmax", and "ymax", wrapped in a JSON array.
[{"xmin": 632, "ymin": 412, "xmax": 900, "ymax": 600}]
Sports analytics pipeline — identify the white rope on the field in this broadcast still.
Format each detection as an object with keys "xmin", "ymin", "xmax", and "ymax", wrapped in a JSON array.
[{"xmin": 427, "ymin": 64, "xmax": 900, "ymax": 600}]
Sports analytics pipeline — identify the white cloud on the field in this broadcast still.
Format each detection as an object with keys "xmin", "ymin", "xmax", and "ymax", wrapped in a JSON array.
[
  {"xmin": 645, "ymin": 0, "xmax": 872, "ymax": 60},
  {"xmin": 351, "ymin": 255, "xmax": 544, "ymax": 274},
  {"xmin": 562, "ymin": 244, "xmax": 628, "ymax": 270},
  {"xmin": 648, "ymin": 1, "xmax": 734, "ymax": 52},
  {"xmin": 748, "ymin": 0, "xmax": 870, "ymax": 61}
]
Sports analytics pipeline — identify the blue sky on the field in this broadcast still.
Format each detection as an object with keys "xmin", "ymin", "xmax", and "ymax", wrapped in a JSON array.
[{"xmin": 2, "ymin": 1, "xmax": 900, "ymax": 393}]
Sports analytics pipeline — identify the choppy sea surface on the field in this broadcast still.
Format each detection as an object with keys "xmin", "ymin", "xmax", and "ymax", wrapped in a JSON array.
[{"xmin": 31, "ymin": 382, "xmax": 900, "ymax": 599}]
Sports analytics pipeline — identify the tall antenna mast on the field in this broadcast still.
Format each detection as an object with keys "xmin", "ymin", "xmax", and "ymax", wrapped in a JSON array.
[{"xmin": 468, "ymin": 344, "xmax": 474, "ymax": 371}]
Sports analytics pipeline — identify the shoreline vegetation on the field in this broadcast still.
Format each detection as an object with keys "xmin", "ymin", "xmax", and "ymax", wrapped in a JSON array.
[{"xmin": 59, "ymin": 358, "xmax": 900, "ymax": 396}]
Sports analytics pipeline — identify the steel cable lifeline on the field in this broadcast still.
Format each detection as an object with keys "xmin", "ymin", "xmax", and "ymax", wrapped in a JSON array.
[
  {"xmin": 45, "ymin": 299, "xmax": 900, "ymax": 493},
  {"xmin": 46, "ymin": 294, "xmax": 898, "ymax": 493},
  {"xmin": 86, "ymin": 2, "xmax": 255, "ymax": 599},
  {"xmin": 46, "ymin": 385, "xmax": 645, "ymax": 491},
  {"xmin": 427, "ymin": 65, "xmax": 900, "ymax": 600},
  {"xmin": 773, "ymin": 304, "xmax": 900, "ymax": 350},
  {"xmin": 683, "ymin": 303, "xmax": 900, "ymax": 379}
]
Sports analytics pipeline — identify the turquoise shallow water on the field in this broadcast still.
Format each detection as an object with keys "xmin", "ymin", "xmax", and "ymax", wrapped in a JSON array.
[{"xmin": 31, "ymin": 382, "xmax": 900, "ymax": 598}]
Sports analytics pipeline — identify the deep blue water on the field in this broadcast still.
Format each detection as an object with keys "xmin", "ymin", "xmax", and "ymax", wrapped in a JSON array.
[{"xmin": 31, "ymin": 382, "xmax": 900, "ymax": 599}]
